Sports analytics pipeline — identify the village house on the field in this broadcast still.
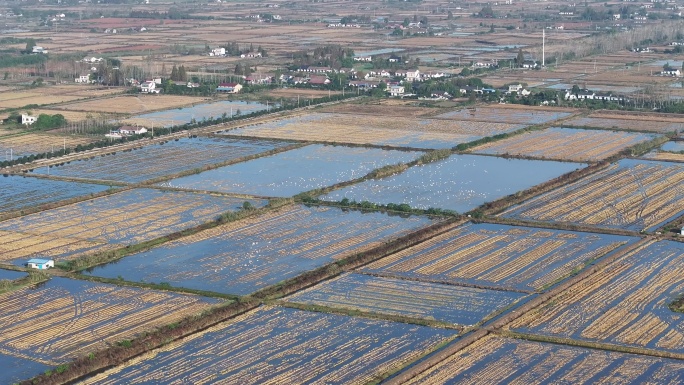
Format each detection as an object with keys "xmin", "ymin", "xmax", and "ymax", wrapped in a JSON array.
[
  {"xmin": 21, "ymin": 114, "xmax": 37, "ymax": 125},
  {"xmin": 388, "ymin": 85, "xmax": 405, "ymax": 96},
  {"xmin": 368, "ymin": 69, "xmax": 392, "ymax": 78},
  {"xmin": 348, "ymin": 80, "xmax": 380, "ymax": 88},
  {"xmin": 240, "ymin": 52, "xmax": 262, "ymax": 58},
  {"xmin": 353, "ymin": 56, "xmax": 372, "ymax": 62},
  {"xmin": 32, "ymin": 46, "xmax": 48, "ymax": 54},
  {"xmin": 307, "ymin": 66, "xmax": 334, "ymax": 74},
  {"xmin": 119, "ymin": 126, "xmax": 148, "ymax": 135},
  {"xmin": 565, "ymin": 89, "xmax": 596, "ymax": 100},
  {"xmin": 82, "ymin": 57, "xmax": 103, "ymax": 63},
  {"xmin": 209, "ymin": 47, "xmax": 226, "ymax": 57},
  {"xmin": 308, "ymin": 75, "xmax": 331, "ymax": 86},
  {"xmin": 245, "ymin": 74, "xmax": 273, "ymax": 85},
  {"xmin": 405, "ymin": 69, "xmax": 420, "ymax": 82},
  {"xmin": 140, "ymin": 81, "xmax": 159, "ymax": 93},
  {"xmin": 216, "ymin": 82, "xmax": 243, "ymax": 93},
  {"xmin": 661, "ymin": 69, "xmax": 682, "ymax": 77},
  {"xmin": 522, "ymin": 60, "xmax": 539, "ymax": 69},
  {"xmin": 75, "ymin": 75, "xmax": 90, "ymax": 83}
]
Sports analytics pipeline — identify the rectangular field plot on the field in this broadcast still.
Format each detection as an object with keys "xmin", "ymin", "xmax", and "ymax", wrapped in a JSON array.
[
  {"xmin": 56, "ymin": 95, "xmax": 207, "ymax": 114},
  {"xmin": 285, "ymin": 273, "xmax": 526, "ymax": 326},
  {"xmin": 0, "ymin": 133, "xmax": 96, "ymax": 158},
  {"xmin": 321, "ymin": 154, "xmax": 585, "ymax": 213},
  {"xmin": 0, "ymin": 189, "xmax": 266, "ymax": 263},
  {"xmin": 125, "ymin": 100, "xmax": 272, "ymax": 127},
  {"xmin": 565, "ymin": 116, "xmax": 682, "ymax": 133},
  {"xmin": 502, "ymin": 159, "xmax": 684, "ymax": 231},
  {"xmin": 472, "ymin": 127, "xmax": 658, "ymax": 162},
  {"xmin": 646, "ymin": 152, "xmax": 684, "ymax": 163},
  {"xmin": 0, "ymin": 277, "xmax": 220, "ymax": 374},
  {"xmin": 0, "ymin": 175, "xmax": 110, "ymax": 215},
  {"xmin": 361, "ymin": 223, "xmax": 634, "ymax": 292},
  {"xmin": 84, "ymin": 205, "xmax": 435, "ymax": 295},
  {"xmin": 436, "ymin": 107, "xmax": 570, "ymax": 125},
  {"xmin": 403, "ymin": 336, "xmax": 684, "ymax": 385},
  {"xmin": 81, "ymin": 306, "xmax": 456, "ymax": 385},
  {"xmin": 225, "ymin": 113, "xmax": 523, "ymax": 149},
  {"xmin": 510, "ymin": 240, "xmax": 684, "ymax": 354},
  {"xmin": 159, "ymin": 144, "xmax": 420, "ymax": 197},
  {"xmin": 32, "ymin": 137, "xmax": 288, "ymax": 183}
]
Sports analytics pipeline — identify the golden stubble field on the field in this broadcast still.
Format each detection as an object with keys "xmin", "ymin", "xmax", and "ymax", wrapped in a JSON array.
[{"xmin": 56, "ymin": 95, "xmax": 210, "ymax": 114}]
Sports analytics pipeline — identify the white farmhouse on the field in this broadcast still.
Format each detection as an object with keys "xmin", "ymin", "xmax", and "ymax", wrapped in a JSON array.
[
  {"xmin": 141, "ymin": 81, "xmax": 159, "ymax": 93},
  {"xmin": 21, "ymin": 114, "xmax": 37, "ymax": 125}
]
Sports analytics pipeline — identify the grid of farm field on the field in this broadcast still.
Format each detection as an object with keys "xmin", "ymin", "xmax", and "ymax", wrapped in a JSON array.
[
  {"xmin": 361, "ymin": 222, "xmax": 637, "ymax": 293},
  {"xmin": 509, "ymin": 240, "xmax": 684, "ymax": 354},
  {"xmin": 79, "ymin": 306, "xmax": 457, "ymax": 385},
  {"xmin": 84, "ymin": 205, "xmax": 436, "ymax": 295},
  {"xmin": 224, "ymin": 112, "xmax": 524, "ymax": 149},
  {"xmin": 403, "ymin": 335, "xmax": 684, "ymax": 384},
  {"xmin": 8, "ymin": 1, "xmax": 684, "ymax": 381},
  {"xmin": 0, "ymin": 188, "xmax": 267, "ymax": 263},
  {"xmin": 502, "ymin": 159, "xmax": 684, "ymax": 231},
  {"xmin": 284, "ymin": 272, "xmax": 527, "ymax": 327},
  {"xmin": 0, "ymin": 277, "xmax": 221, "ymax": 385},
  {"xmin": 31, "ymin": 137, "xmax": 290, "ymax": 183},
  {"xmin": 0, "ymin": 175, "xmax": 110, "ymax": 215}
]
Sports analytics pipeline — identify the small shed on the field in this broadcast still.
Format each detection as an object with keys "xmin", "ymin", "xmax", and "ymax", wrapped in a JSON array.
[{"xmin": 27, "ymin": 258, "xmax": 54, "ymax": 270}]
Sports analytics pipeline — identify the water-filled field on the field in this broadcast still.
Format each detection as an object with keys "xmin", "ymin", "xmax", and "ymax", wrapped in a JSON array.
[
  {"xmin": 285, "ymin": 273, "xmax": 527, "ymax": 326},
  {"xmin": 322, "ymin": 154, "xmax": 585, "ymax": 213},
  {"xmin": 0, "ymin": 269, "xmax": 26, "ymax": 280},
  {"xmin": 0, "ymin": 277, "xmax": 220, "ymax": 381},
  {"xmin": 85, "ymin": 205, "xmax": 435, "ymax": 295},
  {"xmin": 33, "ymin": 137, "xmax": 287, "ymax": 183},
  {"xmin": 159, "ymin": 144, "xmax": 420, "ymax": 197},
  {"xmin": 510, "ymin": 240, "xmax": 684, "ymax": 354},
  {"xmin": 661, "ymin": 141, "xmax": 684, "ymax": 152},
  {"xmin": 403, "ymin": 335, "xmax": 684, "ymax": 384},
  {"xmin": 437, "ymin": 107, "xmax": 570, "ymax": 125},
  {"xmin": 127, "ymin": 100, "xmax": 272, "ymax": 127},
  {"xmin": 0, "ymin": 353, "xmax": 49, "ymax": 385},
  {"xmin": 472, "ymin": 127, "xmax": 658, "ymax": 162},
  {"xmin": 361, "ymin": 223, "xmax": 636, "ymax": 292},
  {"xmin": 0, "ymin": 175, "xmax": 110, "ymax": 214},
  {"xmin": 0, "ymin": 188, "xmax": 266, "ymax": 263},
  {"xmin": 80, "ymin": 306, "xmax": 457, "ymax": 385},
  {"xmin": 502, "ymin": 159, "xmax": 684, "ymax": 231}
]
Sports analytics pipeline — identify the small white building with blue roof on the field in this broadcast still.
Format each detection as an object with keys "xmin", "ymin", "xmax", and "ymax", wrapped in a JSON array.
[{"xmin": 26, "ymin": 258, "xmax": 54, "ymax": 270}]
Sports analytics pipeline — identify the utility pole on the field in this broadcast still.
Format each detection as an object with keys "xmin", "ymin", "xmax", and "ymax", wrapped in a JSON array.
[{"xmin": 542, "ymin": 29, "xmax": 545, "ymax": 68}]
